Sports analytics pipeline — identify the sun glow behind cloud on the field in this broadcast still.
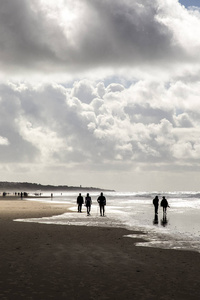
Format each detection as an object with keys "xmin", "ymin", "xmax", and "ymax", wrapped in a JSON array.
[
  {"xmin": 40, "ymin": 0, "xmax": 80, "ymax": 23},
  {"xmin": 39, "ymin": 0, "xmax": 83, "ymax": 38}
]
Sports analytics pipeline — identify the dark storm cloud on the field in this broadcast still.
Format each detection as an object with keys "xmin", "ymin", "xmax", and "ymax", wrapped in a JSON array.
[
  {"xmin": 0, "ymin": 0, "xmax": 196, "ymax": 77},
  {"xmin": 0, "ymin": 0, "xmax": 73, "ymax": 73}
]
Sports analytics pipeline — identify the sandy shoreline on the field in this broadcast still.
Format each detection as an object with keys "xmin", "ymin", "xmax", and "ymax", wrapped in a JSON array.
[{"xmin": 0, "ymin": 199, "xmax": 200, "ymax": 299}]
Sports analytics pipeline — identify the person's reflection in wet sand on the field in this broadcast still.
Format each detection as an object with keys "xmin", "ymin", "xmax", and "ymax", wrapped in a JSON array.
[
  {"xmin": 153, "ymin": 214, "xmax": 159, "ymax": 225},
  {"xmin": 161, "ymin": 214, "xmax": 168, "ymax": 227}
]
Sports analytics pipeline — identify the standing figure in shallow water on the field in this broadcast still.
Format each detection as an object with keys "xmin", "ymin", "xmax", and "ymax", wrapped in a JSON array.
[
  {"xmin": 161, "ymin": 196, "xmax": 170, "ymax": 214},
  {"xmin": 153, "ymin": 195, "xmax": 159, "ymax": 214},
  {"xmin": 85, "ymin": 193, "xmax": 92, "ymax": 216},
  {"xmin": 77, "ymin": 193, "xmax": 84, "ymax": 213},
  {"xmin": 97, "ymin": 192, "xmax": 106, "ymax": 216}
]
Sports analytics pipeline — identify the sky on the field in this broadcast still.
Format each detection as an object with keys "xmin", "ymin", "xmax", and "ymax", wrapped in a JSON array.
[
  {"xmin": 180, "ymin": 0, "xmax": 200, "ymax": 8},
  {"xmin": 0, "ymin": 0, "xmax": 200, "ymax": 192}
]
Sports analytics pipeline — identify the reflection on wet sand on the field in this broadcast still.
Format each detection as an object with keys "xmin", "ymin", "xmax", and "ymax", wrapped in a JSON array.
[
  {"xmin": 161, "ymin": 214, "xmax": 168, "ymax": 227},
  {"xmin": 153, "ymin": 213, "xmax": 168, "ymax": 227},
  {"xmin": 153, "ymin": 214, "xmax": 158, "ymax": 225}
]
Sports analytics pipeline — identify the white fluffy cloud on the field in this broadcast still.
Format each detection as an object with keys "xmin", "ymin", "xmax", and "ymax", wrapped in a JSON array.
[
  {"xmin": 0, "ymin": 136, "xmax": 9, "ymax": 146},
  {"xmin": 0, "ymin": 80, "xmax": 200, "ymax": 170}
]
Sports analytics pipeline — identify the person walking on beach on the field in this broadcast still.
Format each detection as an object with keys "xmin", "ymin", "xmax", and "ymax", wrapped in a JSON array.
[
  {"xmin": 153, "ymin": 195, "xmax": 159, "ymax": 214},
  {"xmin": 97, "ymin": 192, "xmax": 106, "ymax": 216},
  {"xmin": 161, "ymin": 196, "xmax": 170, "ymax": 214},
  {"xmin": 85, "ymin": 193, "xmax": 92, "ymax": 216},
  {"xmin": 77, "ymin": 193, "xmax": 84, "ymax": 213}
]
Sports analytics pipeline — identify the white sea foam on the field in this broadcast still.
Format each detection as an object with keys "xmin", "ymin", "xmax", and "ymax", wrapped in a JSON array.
[{"xmin": 15, "ymin": 191, "xmax": 200, "ymax": 253}]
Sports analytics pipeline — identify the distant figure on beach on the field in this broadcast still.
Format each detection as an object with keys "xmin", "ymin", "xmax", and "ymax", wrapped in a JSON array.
[
  {"xmin": 153, "ymin": 195, "xmax": 159, "ymax": 214},
  {"xmin": 85, "ymin": 193, "xmax": 92, "ymax": 216},
  {"xmin": 97, "ymin": 192, "xmax": 106, "ymax": 216},
  {"xmin": 77, "ymin": 193, "xmax": 84, "ymax": 213},
  {"xmin": 160, "ymin": 196, "xmax": 170, "ymax": 214}
]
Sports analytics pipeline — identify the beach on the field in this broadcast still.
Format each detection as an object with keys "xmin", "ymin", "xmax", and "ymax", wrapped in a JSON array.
[{"xmin": 0, "ymin": 198, "xmax": 200, "ymax": 299}]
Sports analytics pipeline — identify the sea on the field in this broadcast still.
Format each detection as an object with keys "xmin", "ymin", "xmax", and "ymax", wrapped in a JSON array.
[{"xmin": 15, "ymin": 191, "xmax": 200, "ymax": 253}]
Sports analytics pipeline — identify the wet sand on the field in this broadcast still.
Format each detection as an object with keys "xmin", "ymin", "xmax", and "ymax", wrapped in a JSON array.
[{"xmin": 0, "ymin": 198, "xmax": 200, "ymax": 299}]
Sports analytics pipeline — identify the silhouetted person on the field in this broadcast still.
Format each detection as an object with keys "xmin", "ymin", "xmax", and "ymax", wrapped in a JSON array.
[
  {"xmin": 77, "ymin": 193, "xmax": 84, "ymax": 213},
  {"xmin": 153, "ymin": 195, "xmax": 159, "ymax": 214},
  {"xmin": 97, "ymin": 192, "xmax": 106, "ymax": 216},
  {"xmin": 85, "ymin": 193, "xmax": 92, "ymax": 216},
  {"xmin": 161, "ymin": 196, "xmax": 170, "ymax": 214}
]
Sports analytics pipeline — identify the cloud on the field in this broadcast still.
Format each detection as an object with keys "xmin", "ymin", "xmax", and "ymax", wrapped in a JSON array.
[
  {"xmin": 0, "ymin": 136, "xmax": 9, "ymax": 146},
  {"xmin": 0, "ymin": 0, "xmax": 200, "ymax": 190},
  {"xmin": 0, "ymin": 79, "xmax": 199, "ymax": 174},
  {"xmin": 0, "ymin": 0, "xmax": 200, "ymax": 80}
]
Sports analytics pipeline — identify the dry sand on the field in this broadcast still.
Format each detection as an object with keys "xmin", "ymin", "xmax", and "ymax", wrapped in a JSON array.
[{"xmin": 0, "ymin": 197, "xmax": 200, "ymax": 299}]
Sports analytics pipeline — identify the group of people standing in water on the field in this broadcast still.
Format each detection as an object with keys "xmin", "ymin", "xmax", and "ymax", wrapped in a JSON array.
[
  {"xmin": 77, "ymin": 192, "xmax": 169, "ymax": 219},
  {"xmin": 153, "ymin": 195, "xmax": 170, "ymax": 214},
  {"xmin": 77, "ymin": 192, "xmax": 106, "ymax": 216}
]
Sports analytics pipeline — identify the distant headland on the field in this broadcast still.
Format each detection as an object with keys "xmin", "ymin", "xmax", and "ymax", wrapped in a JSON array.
[{"xmin": 0, "ymin": 181, "xmax": 115, "ymax": 192}]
